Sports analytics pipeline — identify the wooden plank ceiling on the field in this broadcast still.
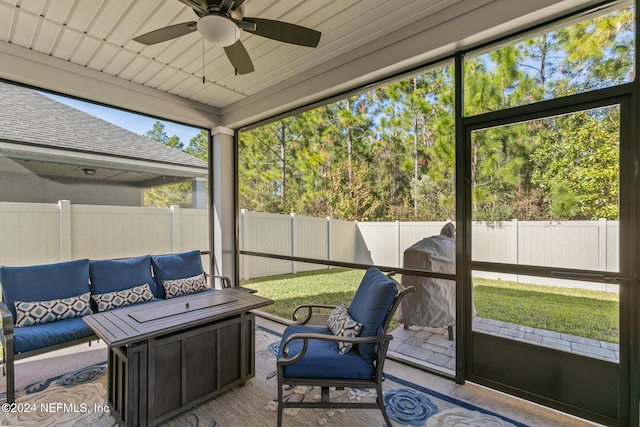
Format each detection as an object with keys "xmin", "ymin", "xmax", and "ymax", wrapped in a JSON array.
[{"xmin": 0, "ymin": 0, "xmax": 459, "ymax": 108}]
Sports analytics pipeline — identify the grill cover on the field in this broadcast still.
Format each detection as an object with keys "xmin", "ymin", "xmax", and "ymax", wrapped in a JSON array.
[{"xmin": 398, "ymin": 234, "xmax": 456, "ymax": 327}]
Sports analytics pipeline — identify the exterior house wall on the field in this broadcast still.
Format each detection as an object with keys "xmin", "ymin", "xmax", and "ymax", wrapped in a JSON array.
[{"xmin": 0, "ymin": 171, "xmax": 142, "ymax": 206}]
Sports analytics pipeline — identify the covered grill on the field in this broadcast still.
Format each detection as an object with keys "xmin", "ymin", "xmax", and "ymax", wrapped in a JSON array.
[{"xmin": 398, "ymin": 223, "xmax": 456, "ymax": 337}]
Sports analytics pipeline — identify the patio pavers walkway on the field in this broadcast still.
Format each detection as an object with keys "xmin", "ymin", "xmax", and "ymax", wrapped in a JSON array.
[{"xmin": 389, "ymin": 317, "xmax": 620, "ymax": 374}]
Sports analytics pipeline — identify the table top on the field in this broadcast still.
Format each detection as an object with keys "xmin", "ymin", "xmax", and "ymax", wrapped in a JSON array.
[{"xmin": 83, "ymin": 288, "xmax": 273, "ymax": 347}]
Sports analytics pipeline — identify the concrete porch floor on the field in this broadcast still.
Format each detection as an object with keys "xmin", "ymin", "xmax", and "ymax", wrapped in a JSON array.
[{"xmin": 0, "ymin": 316, "xmax": 604, "ymax": 427}]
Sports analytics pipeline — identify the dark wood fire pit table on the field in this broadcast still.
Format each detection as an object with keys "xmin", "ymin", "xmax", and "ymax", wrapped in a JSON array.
[{"xmin": 83, "ymin": 288, "xmax": 273, "ymax": 427}]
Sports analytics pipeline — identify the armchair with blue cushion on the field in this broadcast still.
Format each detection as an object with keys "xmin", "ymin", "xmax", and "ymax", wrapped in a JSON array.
[{"xmin": 276, "ymin": 267, "xmax": 414, "ymax": 427}]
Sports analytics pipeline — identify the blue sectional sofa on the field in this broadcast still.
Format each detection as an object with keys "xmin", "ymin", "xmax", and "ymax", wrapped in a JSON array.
[{"xmin": 0, "ymin": 250, "xmax": 230, "ymax": 403}]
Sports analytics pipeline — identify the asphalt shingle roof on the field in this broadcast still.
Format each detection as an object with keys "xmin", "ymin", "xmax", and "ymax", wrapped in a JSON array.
[{"xmin": 0, "ymin": 82, "xmax": 207, "ymax": 170}]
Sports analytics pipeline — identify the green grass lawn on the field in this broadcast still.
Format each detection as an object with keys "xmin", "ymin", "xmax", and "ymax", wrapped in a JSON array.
[
  {"xmin": 242, "ymin": 268, "xmax": 364, "ymax": 320},
  {"xmin": 473, "ymin": 278, "xmax": 618, "ymax": 343},
  {"xmin": 242, "ymin": 269, "xmax": 619, "ymax": 344}
]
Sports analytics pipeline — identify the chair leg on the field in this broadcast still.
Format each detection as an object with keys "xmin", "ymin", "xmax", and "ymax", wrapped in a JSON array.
[
  {"xmin": 378, "ymin": 384, "xmax": 393, "ymax": 427},
  {"xmin": 277, "ymin": 374, "xmax": 283, "ymax": 427},
  {"xmin": 5, "ymin": 351, "xmax": 14, "ymax": 404}
]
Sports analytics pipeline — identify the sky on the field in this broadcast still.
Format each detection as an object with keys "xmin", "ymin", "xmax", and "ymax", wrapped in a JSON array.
[{"xmin": 43, "ymin": 93, "xmax": 202, "ymax": 144}]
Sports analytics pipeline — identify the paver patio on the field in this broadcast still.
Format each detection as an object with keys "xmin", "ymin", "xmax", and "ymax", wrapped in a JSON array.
[{"xmin": 389, "ymin": 317, "xmax": 620, "ymax": 374}]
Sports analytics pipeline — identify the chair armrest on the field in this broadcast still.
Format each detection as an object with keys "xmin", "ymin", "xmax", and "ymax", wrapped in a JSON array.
[
  {"xmin": 0, "ymin": 301, "xmax": 14, "ymax": 338},
  {"xmin": 278, "ymin": 332, "xmax": 393, "ymax": 366},
  {"xmin": 291, "ymin": 304, "xmax": 337, "ymax": 325}
]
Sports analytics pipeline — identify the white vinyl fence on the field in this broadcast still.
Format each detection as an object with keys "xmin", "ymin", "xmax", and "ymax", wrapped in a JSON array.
[
  {"xmin": 239, "ymin": 211, "xmax": 620, "ymax": 289},
  {"xmin": 0, "ymin": 202, "xmax": 620, "ymax": 290},
  {"xmin": 0, "ymin": 201, "xmax": 209, "ymax": 268},
  {"xmin": 239, "ymin": 210, "xmax": 358, "ymax": 279}
]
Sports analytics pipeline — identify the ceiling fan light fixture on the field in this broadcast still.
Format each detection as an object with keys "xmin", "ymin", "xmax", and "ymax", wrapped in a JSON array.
[{"xmin": 197, "ymin": 14, "xmax": 240, "ymax": 47}]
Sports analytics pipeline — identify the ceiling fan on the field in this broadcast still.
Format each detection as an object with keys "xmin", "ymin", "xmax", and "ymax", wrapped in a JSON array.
[{"xmin": 133, "ymin": 0, "xmax": 321, "ymax": 75}]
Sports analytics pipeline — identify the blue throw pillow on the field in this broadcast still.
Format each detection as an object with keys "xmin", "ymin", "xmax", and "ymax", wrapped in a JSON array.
[
  {"xmin": 90, "ymin": 255, "xmax": 157, "ymax": 297},
  {"xmin": 151, "ymin": 250, "xmax": 205, "ymax": 298},
  {"xmin": 348, "ymin": 267, "xmax": 398, "ymax": 361}
]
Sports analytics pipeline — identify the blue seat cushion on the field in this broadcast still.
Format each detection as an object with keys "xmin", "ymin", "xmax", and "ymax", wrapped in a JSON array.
[
  {"xmin": 13, "ymin": 317, "xmax": 95, "ymax": 354},
  {"xmin": 0, "ymin": 259, "xmax": 90, "ymax": 320},
  {"xmin": 90, "ymin": 255, "xmax": 158, "ymax": 299},
  {"xmin": 348, "ymin": 267, "xmax": 398, "ymax": 362},
  {"xmin": 279, "ymin": 325, "xmax": 374, "ymax": 380},
  {"xmin": 151, "ymin": 251, "xmax": 205, "ymax": 298}
]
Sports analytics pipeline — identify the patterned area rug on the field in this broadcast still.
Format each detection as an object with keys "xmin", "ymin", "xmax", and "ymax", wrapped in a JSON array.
[{"xmin": 1, "ymin": 327, "xmax": 529, "ymax": 427}]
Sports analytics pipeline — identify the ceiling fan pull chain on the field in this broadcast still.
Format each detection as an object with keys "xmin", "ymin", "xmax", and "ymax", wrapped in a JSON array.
[{"xmin": 202, "ymin": 37, "xmax": 205, "ymax": 84}]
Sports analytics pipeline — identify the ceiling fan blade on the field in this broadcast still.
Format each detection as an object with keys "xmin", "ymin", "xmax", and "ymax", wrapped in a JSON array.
[
  {"xmin": 224, "ymin": 40, "xmax": 254, "ymax": 74},
  {"xmin": 243, "ymin": 18, "xmax": 321, "ymax": 48},
  {"xmin": 230, "ymin": 0, "xmax": 247, "ymax": 10},
  {"xmin": 220, "ymin": 0, "xmax": 234, "ymax": 12},
  {"xmin": 133, "ymin": 22, "xmax": 197, "ymax": 45}
]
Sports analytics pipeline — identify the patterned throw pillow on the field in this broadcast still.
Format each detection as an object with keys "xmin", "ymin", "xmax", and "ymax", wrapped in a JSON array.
[
  {"xmin": 15, "ymin": 292, "xmax": 91, "ymax": 327},
  {"xmin": 91, "ymin": 283, "xmax": 155, "ymax": 312},
  {"xmin": 162, "ymin": 273, "xmax": 209, "ymax": 299},
  {"xmin": 327, "ymin": 304, "xmax": 363, "ymax": 354}
]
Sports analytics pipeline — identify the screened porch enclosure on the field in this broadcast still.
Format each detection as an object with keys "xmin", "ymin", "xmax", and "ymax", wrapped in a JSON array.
[
  {"xmin": 1, "ymin": 0, "xmax": 638, "ymax": 426},
  {"xmin": 236, "ymin": 2, "xmax": 635, "ymax": 424}
]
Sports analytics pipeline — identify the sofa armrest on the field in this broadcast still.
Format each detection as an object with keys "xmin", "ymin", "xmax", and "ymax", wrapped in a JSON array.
[
  {"xmin": 206, "ymin": 273, "xmax": 232, "ymax": 289},
  {"xmin": 0, "ymin": 301, "xmax": 14, "ymax": 357},
  {"xmin": 0, "ymin": 301, "xmax": 14, "ymax": 342}
]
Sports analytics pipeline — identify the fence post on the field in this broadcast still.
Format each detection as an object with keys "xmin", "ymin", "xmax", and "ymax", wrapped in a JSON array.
[
  {"xmin": 354, "ymin": 220, "xmax": 359, "ymax": 263},
  {"xmin": 240, "ymin": 209, "xmax": 250, "ymax": 281},
  {"xmin": 511, "ymin": 219, "xmax": 519, "ymax": 265},
  {"xmin": 396, "ymin": 220, "xmax": 401, "ymax": 268},
  {"xmin": 58, "ymin": 200, "xmax": 72, "ymax": 261},
  {"xmin": 510, "ymin": 219, "xmax": 519, "ymax": 283},
  {"xmin": 291, "ymin": 213, "xmax": 297, "ymax": 274},
  {"xmin": 171, "ymin": 205, "xmax": 181, "ymax": 253},
  {"xmin": 327, "ymin": 216, "xmax": 332, "ymax": 269},
  {"xmin": 598, "ymin": 218, "xmax": 607, "ymax": 271}
]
